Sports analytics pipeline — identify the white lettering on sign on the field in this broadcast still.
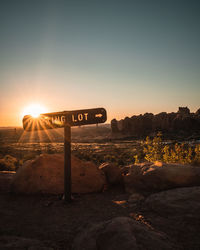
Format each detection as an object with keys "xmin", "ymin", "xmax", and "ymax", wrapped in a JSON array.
[
  {"xmin": 51, "ymin": 115, "xmax": 65, "ymax": 125},
  {"xmin": 72, "ymin": 113, "xmax": 89, "ymax": 123},
  {"xmin": 95, "ymin": 113, "xmax": 103, "ymax": 118},
  {"xmin": 84, "ymin": 113, "xmax": 88, "ymax": 120},
  {"xmin": 72, "ymin": 115, "xmax": 77, "ymax": 122},
  {"xmin": 78, "ymin": 114, "xmax": 83, "ymax": 121}
]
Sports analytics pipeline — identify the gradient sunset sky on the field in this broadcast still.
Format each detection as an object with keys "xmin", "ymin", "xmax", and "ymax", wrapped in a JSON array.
[{"xmin": 0, "ymin": 0, "xmax": 199, "ymax": 126}]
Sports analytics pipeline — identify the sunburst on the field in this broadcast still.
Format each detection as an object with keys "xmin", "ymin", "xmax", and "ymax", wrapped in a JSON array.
[{"xmin": 22, "ymin": 104, "xmax": 47, "ymax": 118}]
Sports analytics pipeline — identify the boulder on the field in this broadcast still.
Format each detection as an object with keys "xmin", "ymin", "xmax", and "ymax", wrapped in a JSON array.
[
  {"xmin": 11, "ymin": 154, "xmax": 106, "ymax": 194},
  {"xmin": 72, "ymin": 217, "xmax": 174, "ymax": 250},
  {"xmin": 143, "ymin": 187, "xmax": 200, "ymax": 249},
  {"xmin": 123, "ymin": 162, "xmax": 200, "ymax": 193},
  {"xmin": 145, "ymin": 186, "xmax": 200, "ymax": 216},
  {"xmin": 99, "ymin": 163, "xmax": 122, "ymax": 185}
]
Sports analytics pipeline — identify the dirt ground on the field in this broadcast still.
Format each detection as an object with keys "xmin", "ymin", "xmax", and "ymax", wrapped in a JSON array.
[
  {"xmin": 1, "ymin": 172, "xmax": 200, "ymax": 250},
  {"xmin": 0, "ymin": 172, "xmax": 135, "ymax": 249}
]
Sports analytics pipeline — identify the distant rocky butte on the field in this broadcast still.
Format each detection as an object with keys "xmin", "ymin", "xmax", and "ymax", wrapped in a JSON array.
[{"xmin": 111, "ymin": 107, "xmax": 200, "ymax": 137}]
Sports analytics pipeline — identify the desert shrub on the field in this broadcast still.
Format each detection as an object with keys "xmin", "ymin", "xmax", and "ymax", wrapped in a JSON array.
[
  {"xmin": 166, "ymin": 143, "xmax": 193, "ymax": 164},
  {"xmin": 194, "ymin": 144, "xmax": 200, "ymax": 165},
  {"xmin": 162, "ymin": 145, "xmax": 171, "ymax": 163},
  {"xmin": 139, "ymin": 133, "xmax": 200, "ymax": 165},
  {"xmin": 185, "ymin": 146, "xmax": 193, "ymax": 164},
  {"xmin": 134, "ymin": 149, "xmax": 145, "ymax": 163},
  {"xmin": 143, "ymin": 132, "xmax": 163, "ymax": 162},
  {"xmin": 0, "ymin": 155, "xmax": 18, "ymax": 171}
]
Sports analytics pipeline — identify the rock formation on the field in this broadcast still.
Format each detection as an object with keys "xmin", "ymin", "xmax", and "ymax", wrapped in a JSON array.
[
  {"xmin": 123, "ymin": 162, "xmax": 200, "ymax": 194},
  {"xmin": 111, "ymin": 107, "xmax": 200, "ymax": 137}
]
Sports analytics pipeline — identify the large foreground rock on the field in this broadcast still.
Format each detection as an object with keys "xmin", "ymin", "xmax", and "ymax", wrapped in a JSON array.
[
  {"xmin": 73, "ymin": 217, "xmax": 174, "ymax": 250},
  {"xmin": 145, "ymin": 186, "xmax": 200, "ymax": 215},
  {"xmin": 11, "ymin": 154, "xmax": 106, "ymax": 194},
  {"xmin": 123, "ymin": 162, "xmax": 200, "ymax": 193},
  {"xmin": 143, "ymin": 187, "xmax": 200, "ymax": 249}
]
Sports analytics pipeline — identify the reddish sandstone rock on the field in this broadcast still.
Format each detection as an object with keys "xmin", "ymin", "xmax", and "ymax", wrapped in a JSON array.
[
  {"xmin": 123, "ymin": 162, "xmax": 200, "ymax": 194},
  {"xmin": 99, "ymin": 162, "xmax": 122, "ymax": 185},
  {"xmin": 73, "ymin": 217, "xmax": 175, "ymax": 250},
  {"xmin": 11, "ymin": 154, "xmax": 106, "ymax": 194}
]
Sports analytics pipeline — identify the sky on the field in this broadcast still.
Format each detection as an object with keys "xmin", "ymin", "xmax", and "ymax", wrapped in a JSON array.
[{"xmin": 0, "ymin": 0, "xmax": 200, "ymax": 126}]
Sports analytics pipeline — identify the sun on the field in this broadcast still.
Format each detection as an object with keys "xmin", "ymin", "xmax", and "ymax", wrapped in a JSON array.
[{"xmin": 22, "ymin": 104, "xmax": 47, "ymax": 118}]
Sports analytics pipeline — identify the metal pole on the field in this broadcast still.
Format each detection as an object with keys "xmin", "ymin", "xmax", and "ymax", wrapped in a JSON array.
[{"xmin": 64, "ymin": 120, "xmax": 72, "ymax": 202}]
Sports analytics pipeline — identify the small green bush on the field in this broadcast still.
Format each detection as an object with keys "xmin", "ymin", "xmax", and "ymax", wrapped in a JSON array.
[
  {"xmin": 194, "ymin": 144, "xmax": 200, "ymax": 164},
  {"xmin": 143, "ymin": 132, "xmax": 163, "ymax": 162},
  {"xmin": 138, "ymin": 133, "xmax": 200, "ymax": 165}
]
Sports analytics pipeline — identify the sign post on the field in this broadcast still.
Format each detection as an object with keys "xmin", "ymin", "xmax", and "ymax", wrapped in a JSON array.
[
  {"xmin": 22, "ymin": 107, "xmax": 107, "ymax": 202},
  {"xmin": 64, "ymin": 120, "xmax": 71, "ymax": 202}
]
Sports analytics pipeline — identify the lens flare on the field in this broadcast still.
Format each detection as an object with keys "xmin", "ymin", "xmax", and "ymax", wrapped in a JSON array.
[{"xmin": 22, "ymin": 104, "xmax": 47, "ymax": 118}]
